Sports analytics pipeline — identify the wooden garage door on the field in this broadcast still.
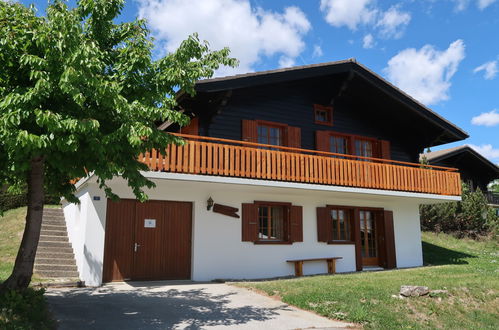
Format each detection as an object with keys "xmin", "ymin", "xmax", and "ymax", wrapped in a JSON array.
[{"xmin": 103, "ymin": 199, "xmax": 192, "ymax": 282}]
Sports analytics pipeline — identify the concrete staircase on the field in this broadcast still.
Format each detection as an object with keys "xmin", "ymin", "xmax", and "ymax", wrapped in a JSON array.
[{"xmin": 34, "ymin": 208, "xmax": 80, "ymax": 280}]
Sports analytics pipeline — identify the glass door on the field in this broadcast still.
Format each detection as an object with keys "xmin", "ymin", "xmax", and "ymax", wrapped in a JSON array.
[{"xmin": 359, "ymin": 210, "xmax": 379, "ymax": 266}]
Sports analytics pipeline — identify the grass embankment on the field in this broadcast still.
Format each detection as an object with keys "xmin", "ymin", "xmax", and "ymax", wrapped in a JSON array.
[
  {"xmin": 238, "ymin": 232, "xmax": 499, "ymax": 329},
  {"xmin": 1, "ymin": 206, "xmax": 59, "ymax": 329}
]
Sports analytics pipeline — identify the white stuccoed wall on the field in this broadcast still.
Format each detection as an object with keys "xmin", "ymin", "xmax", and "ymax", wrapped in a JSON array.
[{"xmin": 63, "ymin": 175, "xmax": 436, "ymax": 285}]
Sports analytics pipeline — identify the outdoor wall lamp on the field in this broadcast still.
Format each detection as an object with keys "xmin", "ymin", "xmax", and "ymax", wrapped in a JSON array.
[{"xmin": 207, "ymin": 197, "xmax": 214, "ymax": 211}]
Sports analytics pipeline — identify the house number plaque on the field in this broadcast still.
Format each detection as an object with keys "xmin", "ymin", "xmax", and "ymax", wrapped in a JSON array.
[{"xmin": 144, "ymin": 219, "xmax": 156, "ymax": 228}]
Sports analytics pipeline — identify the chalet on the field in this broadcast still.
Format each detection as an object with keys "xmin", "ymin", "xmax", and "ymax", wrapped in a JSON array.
[
  {"xmin": 61, "ymin": 59, "xmax": 468, "ymax": 286},
  {"xmin": 422, "ymin": 145, "xmax": 499, "ymax": 206}
]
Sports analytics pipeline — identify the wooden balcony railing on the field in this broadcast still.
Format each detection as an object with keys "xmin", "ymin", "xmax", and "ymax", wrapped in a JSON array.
[{"xmin": 140, "ymin": 134, "xmax": 462, "ymax": 196}]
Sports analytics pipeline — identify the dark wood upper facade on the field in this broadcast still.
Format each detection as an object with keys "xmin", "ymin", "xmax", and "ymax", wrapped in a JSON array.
[{"xmin": 175, "ymin": 60, "xmax": 468, "ymax": 164}]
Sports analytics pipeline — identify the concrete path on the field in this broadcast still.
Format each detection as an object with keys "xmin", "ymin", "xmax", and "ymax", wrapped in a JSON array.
[{"xmin": 46, "ymin": 281, "xmax": 353, "ymax": 330}]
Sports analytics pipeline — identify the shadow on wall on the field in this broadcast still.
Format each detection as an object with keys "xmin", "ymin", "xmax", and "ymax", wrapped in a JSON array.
[
  {"xmin": 46, "ymin": 285, "xmax": 287, "ymax": 329},
  {"xmin": 84, "ymin": 245, "xmax": 103, "ymax": 285},
  {"xmin": 422, "ymin": 241, "xmax": 476, "ymax": 266}
]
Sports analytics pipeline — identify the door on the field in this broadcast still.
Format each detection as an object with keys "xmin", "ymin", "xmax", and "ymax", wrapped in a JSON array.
[
  {"xmin": 103, "ymin": 199, "xmax": 192, "ymax": 282},
  {"xmin": 359, "ymin": 210, "xmax": 379, "ymax": 266}
]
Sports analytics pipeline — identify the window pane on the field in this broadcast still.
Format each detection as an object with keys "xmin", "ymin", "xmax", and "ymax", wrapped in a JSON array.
[{"xmin": 258, "ymin": 205, "xmax": 286, "ymax": 241}]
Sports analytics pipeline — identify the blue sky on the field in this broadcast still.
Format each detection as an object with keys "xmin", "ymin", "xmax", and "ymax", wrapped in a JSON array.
[{"xmin": 20, "ymin": 0, "xmax": 499, "ymax": 163}]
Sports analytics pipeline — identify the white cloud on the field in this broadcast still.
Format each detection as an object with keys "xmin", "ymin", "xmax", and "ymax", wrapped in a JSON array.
[
  {"xmin": 478, "ymin": 0, "xmax": 497, "ymax": 10},
  {"xmin": 469, "ymin": 144, "xmax": 499, "ymax": 160},
  {"xmin": 376, "ymin": 6, "xmax": 411, "ymax": 39},
  {"xmin": 384, "ymin": 40, "xmax": 465, "ymax": 105},
  {"xmin": 473, "ymin": 60, "xmax": 498, "ymax": 79},
  {"xmin": 319, "ymin": 1, "xmax": 411, "ymax": 42},
  {"xmin": 362, "ymin": 34, "xmax": 375, "ymax": 49},
  {"xmin": 319, "ymin": 0, "xmax": 376, "ymax": 30},
  {"xmin": 137, "ymin": 0, "xmax": 311, "ymax": 76},
  {"xmin": 471, "ymin": 109, "xmax": 499, "ymax": 126},
  {"xmin": 453, "ymin": 0, "xmax": 497, "ymax": 11},
  {"xmin": 312, "ymin": 44, "xmax": 324, "ymax": 57},
  {"xmin": 278, "ymin": 56, "xmax": 295, "ymax": 68}
]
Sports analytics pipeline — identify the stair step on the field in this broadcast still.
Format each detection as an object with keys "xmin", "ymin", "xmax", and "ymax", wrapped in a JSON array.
[
  {"xmin": 35, "ymin": 264, "xmax": 77, "ymax": 272},
  {"xmin": 35, "ymin": 258, "xmax": 76, "ymax": 266},
  {"xmin": 35, "ymin": 270, "xmax": 79, "ymax": 278},
  {"xmin": 38, "ymin": 241, "xmax": 72, "ymax": 248},
  {"xmin": 40, "ymin": 230, "xmax": 67, "ymax": 237},
  {"xmin": 37, "ymin": 246, "xmax": 74, "ymax": 254},
  {"xmin": 36, "ymin": 251, "xmax": 74, "ymax": 259},
  {"xmin": 41, "ymin": 224, "xmax": 66, "ymax": 231},
  {"xmin": 42, "ymin": 220, "xmax": 66, "ymax": 226},
  {"xmin": 43, "ymin": 208, "xmax": 63, "ymax": 213},
  {"xmin": 39, "ymin": 235, "xmax": 68, "ymax": 242}
]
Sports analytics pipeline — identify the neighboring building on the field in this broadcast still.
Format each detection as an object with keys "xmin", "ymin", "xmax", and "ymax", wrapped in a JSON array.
[
  {"xmin": 62, "ymin": 59, "xmax": 467, "ymax": 286},
  {"xmin": 422, "ymin": 145, "xmax": 499, "ymax": 206}
]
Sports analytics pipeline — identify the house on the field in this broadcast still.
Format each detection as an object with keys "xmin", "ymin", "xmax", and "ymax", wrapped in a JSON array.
[
  {"xmin": 422, "ymin": 145, "xmax": 499, "ymax": 206},
  {"xmin": 62, "ymin": 59, "xmax": 468, "ymax": 286}
]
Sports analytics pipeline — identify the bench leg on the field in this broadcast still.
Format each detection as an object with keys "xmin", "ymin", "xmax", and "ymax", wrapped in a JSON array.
[
  {"xmin": 327, "ymin": 259, "xmax": 336, "ymax": 274},
  {"xmin": 294, "ymin": 261, "xmax": 303, "ymax": 277}
]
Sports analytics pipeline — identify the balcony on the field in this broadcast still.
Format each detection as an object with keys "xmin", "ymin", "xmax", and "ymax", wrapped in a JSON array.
[
  {"xmin": 140, "ymin": 134, "xmax": 462, "ymax": 196},
  {"xmin": 485, "ymin": 192, "xmax": 499, "ymax": 205}
]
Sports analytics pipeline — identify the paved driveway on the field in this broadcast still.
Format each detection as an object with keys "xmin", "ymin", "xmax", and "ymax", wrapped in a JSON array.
[{"xmin": 46, "ymin": 281, "xmax": 353, "ymax": 329}]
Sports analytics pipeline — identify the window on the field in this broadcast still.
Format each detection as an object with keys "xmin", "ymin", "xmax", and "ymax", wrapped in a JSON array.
[
  {"xmin": 258, "ymin": 204, "xmax": 287, "ymax": 241},
  {"xmin": 355, "ymin": 139, "xmax": 375, "ymax": 158},
  {"xmin": 257, "ymin": 123, "xmax": 284, "ymax": 146},
  {"xmin": 242, "ymin": 201, "xmax": 303, "ymax": 244},
  {"xmin": 314, "ymin": 104, "xmax": 333, "ymax": 126},
  {"xmin": 330, "ymin": 208, "xmax": 353, "ymax": 241},
  {"xmin": 359, "ymin": 210, "xmax": 377, "ymax": 258},
  {"xmin": 329, "ymin": 135, "xmax": 349, "ymax": 155}
]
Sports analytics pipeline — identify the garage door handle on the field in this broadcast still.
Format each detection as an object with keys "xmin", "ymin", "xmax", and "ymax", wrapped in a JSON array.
[{"xmin": 134, "ymin": 243, "xmax": 140, "ymax": 252}]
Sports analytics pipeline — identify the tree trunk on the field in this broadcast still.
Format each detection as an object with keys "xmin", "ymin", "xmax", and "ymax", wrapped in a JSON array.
[{"xmin": 0, "ymin": 156, "xmax": 45, "ymax": 292}]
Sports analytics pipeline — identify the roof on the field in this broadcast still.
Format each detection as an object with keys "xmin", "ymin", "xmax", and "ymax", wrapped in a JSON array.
[
  {"xmin": 422, "ymin": 145, "xmax": 499, "ymax": 174},
  {"xmin": 193, "ymin": 59, "xmax": 468, "ymax": 142}
]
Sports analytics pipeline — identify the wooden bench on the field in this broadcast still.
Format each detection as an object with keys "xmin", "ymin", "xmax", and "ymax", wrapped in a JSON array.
[{"xmin": 286, "ymin": 257, "xmax": 343, "ymax": 277}]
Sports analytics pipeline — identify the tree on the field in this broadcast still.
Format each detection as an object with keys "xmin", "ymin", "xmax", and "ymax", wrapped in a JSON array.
[
  {"xmin": 0, "ymin": 0, "xmax": 236, "ymax": 291},
  {"xmin": 489, "ymin": 179, "xmax": 499, "ymax": 193}
]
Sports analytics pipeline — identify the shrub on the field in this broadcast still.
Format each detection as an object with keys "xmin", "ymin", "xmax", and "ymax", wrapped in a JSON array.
[
  {"xmin": 0, "ymin": 186, "xmax": 60, "ymax": 212},
  {"xmin": 420, "ymin": 182, "xmax": 499, "ymax": 239},
  {"xmin": 0, "ymin": 288, "xmax": 54, "ymax": 329}
]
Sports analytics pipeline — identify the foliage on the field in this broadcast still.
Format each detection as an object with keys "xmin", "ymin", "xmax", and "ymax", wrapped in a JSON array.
[
  {"xmin": 420, "ymin": 182, "xmax": 499, "ymax": 239},
  {"xmin": 238, "ymin": 232, "xmax": 499, "ymax": 329},
  {"xmin": 0, "ymin": 0, "xmax": 237, "ymax": 204},
  {"xmin": 0, "ymin": 287, "xmax": 54, "ymax": 329},
  {"xmin": 0, "ymin": 186, "xmax": 59, "ymax": 212},
  {"xmin": 489, "ymin": 179, "xmax": 499, "ymax": 193}
]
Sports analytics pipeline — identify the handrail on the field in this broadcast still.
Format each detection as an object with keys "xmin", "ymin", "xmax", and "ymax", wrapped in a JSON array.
[{"xmin": 171, "ymin": 133, "xmax": 458, "ymax": 172}]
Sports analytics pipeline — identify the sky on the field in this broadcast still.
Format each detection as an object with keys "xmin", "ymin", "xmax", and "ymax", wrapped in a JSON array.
[{"xmin": 19, "ymin": 0, "xmax": 499, "ymax": 164}]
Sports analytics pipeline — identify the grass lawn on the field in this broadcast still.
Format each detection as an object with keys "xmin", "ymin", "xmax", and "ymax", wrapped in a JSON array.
[
  {"xmin": 238, "ymin": 232, "xmax": 499, "ymax": 329},
  {"xmin": 1, "ymin": 206, "xmax": 59, "ymax": 329}
]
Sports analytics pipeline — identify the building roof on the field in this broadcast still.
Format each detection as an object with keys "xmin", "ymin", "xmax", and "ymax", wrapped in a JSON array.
[
  {"xmin": 422, "ymin": 145, "xmax": 499, "ymax": 174},
  {"xmin": 193, "ymin": 59, "xmax": 468, "ymax": 143}
]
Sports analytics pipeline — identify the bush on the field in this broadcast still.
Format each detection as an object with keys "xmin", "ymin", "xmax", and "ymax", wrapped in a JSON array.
[
  {"xmin": 0, "ymin": 186, "xmax": 60, "ymax": 212},
  {"xmin": 420, "ymin": 182, "xmax": 499, "ymax": 239},
  {"xmin": 0, "ymin": 288, "xmax": 55, "ymax": 329}
]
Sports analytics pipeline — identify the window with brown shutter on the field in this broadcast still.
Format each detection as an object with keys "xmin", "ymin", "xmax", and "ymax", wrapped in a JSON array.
[
  {"xmin": 313, "ymin": 104, "xmax": 333, "ymax": 126},
  {"xmin": 242, "ymin": 201, "xmax": 303, "ymax": 244},
  {"xmin": 317, "ymin": 206, "xmax": 354, "ymax": 244},
  {"xmin": 316, "ymin": 130, "xmax": 391, "ymax": 160},
  {"xmin": 241, "ymin": 119, "xmax": 301, "ymax": 148}
]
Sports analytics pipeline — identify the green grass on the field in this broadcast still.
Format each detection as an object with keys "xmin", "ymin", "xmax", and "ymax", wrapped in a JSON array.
[
  {"xmin": 0, "ymin": 207, "xmax": 28, "ymax": 282},
  {"xmin": 0, "ymin": 206, "xmax": 59, "ymax": 330},
  {"xmin": 237, "ymin": 232, "xmax": 499, "ymax": 329}
]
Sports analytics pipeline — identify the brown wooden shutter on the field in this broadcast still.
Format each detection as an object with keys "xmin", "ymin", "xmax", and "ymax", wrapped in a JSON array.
[
  {"xmin": 242, "ymin": 203, "xmax": 259, "ymax": 242},
  {"xmin": 383, "ymin": 210, "xmax": 397, "ymax": 269},
  {"xmin": 289, "ymin": 205, "xmax": 303, "ymax": 242},
  {"xmin": 380, "ymin": 140, "xmax": 391, "ymax": 159},
  {"xmin": 180, "ymin": 117, "xmax": 199, "ymax": 136},
  {"xmin": 375, "ymin": 211, "xmax": 387, "ymax": 268},
  {"xmin": 242, "ymin": 119, "xmax": 258, "ymax": 143},
  {"xmin": 315, "ymin": 131, "xmax": 330, "ymax": 152},
  {"xmin": 286, "ymin": 126, "xmax": 301, "ymax": 148},
  {"xmin": 353, "ymin": 208, "xmax": 363, "ymax": 271},
  {"xmin": 316, "ymin": 207, "xmax": 331, "ymax": 242}
]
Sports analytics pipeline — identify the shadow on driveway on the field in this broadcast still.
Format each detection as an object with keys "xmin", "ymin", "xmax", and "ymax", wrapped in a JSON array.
[{"xmin": 46, "ymin": 281, "xmax": 349, "ymax": 329}]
